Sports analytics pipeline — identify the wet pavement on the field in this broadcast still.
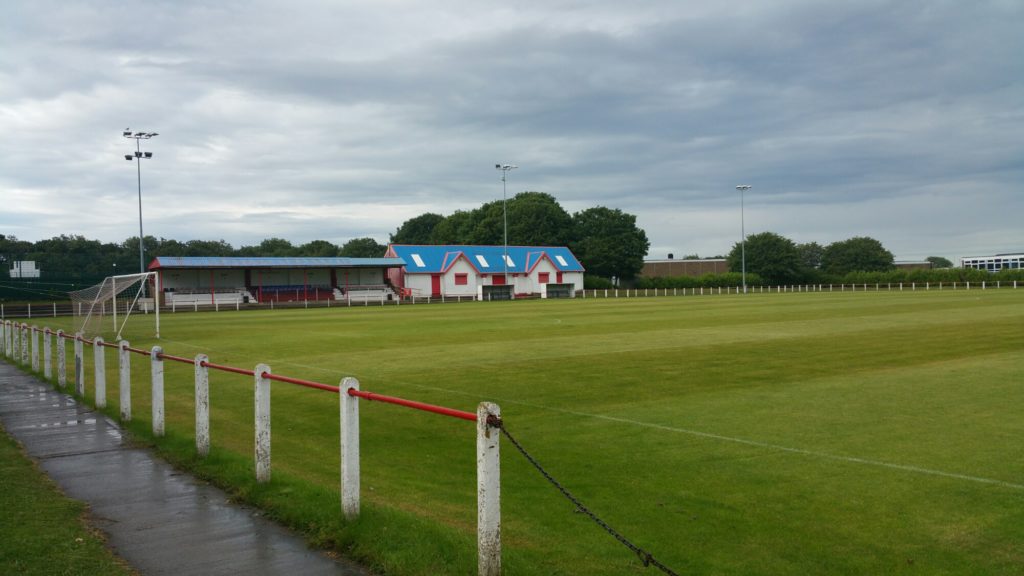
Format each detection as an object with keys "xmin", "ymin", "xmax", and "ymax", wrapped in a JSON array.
[{"xmin": 0, "ymin": 361, "xmax": 371, "ymax": 576}]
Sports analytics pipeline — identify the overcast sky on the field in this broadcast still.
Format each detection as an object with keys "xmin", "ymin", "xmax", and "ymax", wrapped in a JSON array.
[{"xmin": 2, "ymin": 1, "xmax": 1021, "ymax": 263}]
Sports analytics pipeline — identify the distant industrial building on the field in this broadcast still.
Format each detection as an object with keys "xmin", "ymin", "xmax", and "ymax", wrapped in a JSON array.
[
  {"xmin": 8, "ymin": 260, "xmax": 41, "ymax": 278},
  {"xmin": 640, "ymin": 257, "xmax": 728, "ymax": 279},
  {"xmin": 961, "ymin": 253, "xmax": 1023, "ymax": 273}
]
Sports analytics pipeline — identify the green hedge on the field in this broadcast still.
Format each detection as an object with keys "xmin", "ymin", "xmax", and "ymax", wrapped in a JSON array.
[{"xmin": 630, "ymin": 268, "xmax": 1022, "ymax": 289}]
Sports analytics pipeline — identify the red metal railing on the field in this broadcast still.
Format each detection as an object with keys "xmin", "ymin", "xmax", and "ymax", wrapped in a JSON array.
[
  {"xmin": 33, "ymin": 329, "xmax": 480, "ymax": 423},
  {"xmin": 347, "ymin": 389, "xmax": 478, "ymax": 422},
  {"xmin": 262, "ymin": 372, "xmax": 340, "ymax": 393},
  {"xmin": 155, "ymin": 352, "xmax": 195, "ymax": 365},
  {"xmin": 197, "ymin": 361, "xmax": 255, "ymax": 377}
]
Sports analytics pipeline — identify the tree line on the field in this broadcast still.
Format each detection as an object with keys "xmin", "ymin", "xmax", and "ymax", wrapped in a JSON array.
[
  {"xmin": 631, "ymin": 231, "xmax": 1018, "ymax": 289},
  {"xmin": 0, "ymin": 233, "xmax": 387, "ymax": 283}
]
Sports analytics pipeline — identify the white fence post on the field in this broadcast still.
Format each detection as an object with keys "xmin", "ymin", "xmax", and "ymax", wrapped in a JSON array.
[
  {"xmin": 195, "ymin": 354, "xmax": 210, "ymax": 457},
  {"xmin": 43, "ymin": 328, "xmax": 52, "ymax": 380},
  {"xmin": 74, "ymin": 332, "xmax": 85, "ymax": 397},
  {"xmin": 56, "ymin": 330, "xmax": 66, "ymax": 387},
  {"xmin": 151, "ymin": 346, "xmax": 165, "ymax": 437},
  {"xmin": 477, "ymin": 402, "xmax": 501, "ymax": 576},
  {"xmin": 340, "ymin": 376, "xmax": 360, "ymax": 520},
  {"xmin": 31, "ymin": 326, "xmax": 39, "ymax": 372},
  {"xmin": 21, "ymin": 324, "xmax": 29, "ymax": 365},
  {"xmin": 255, "ymin": 364, "xmax": 272, "ymax": 483},
  {"xmin": 119, "ymin": 340, "xmax": 132, "ymax": 422},
  {"xmin": 94, "ymin": 337, "xmax": 106, "ymax": 408}
]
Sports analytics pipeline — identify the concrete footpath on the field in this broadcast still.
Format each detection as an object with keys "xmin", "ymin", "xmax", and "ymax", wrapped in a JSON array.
[{"xmin": 0, "ymin": 361, "xmax": 371, "ymax": 576}]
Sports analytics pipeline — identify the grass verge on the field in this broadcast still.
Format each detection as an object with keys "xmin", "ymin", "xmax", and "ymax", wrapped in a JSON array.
[{"xmin": 0, "ymin": 421, "xmax": 134, "ymax": 576}]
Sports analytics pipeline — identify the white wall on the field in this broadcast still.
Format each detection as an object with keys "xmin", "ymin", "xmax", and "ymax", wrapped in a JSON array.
[
  {"xmin": 443, "ymin": 259, "xmax": 479, "ymax": 296},
  {"xmin": 405, "ymin": 274, "xmax": 434, "ymax": 296}
]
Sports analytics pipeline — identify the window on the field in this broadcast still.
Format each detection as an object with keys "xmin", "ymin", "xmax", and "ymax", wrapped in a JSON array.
[
  {"xmin": 455, "ymin": 273, "xmax": 468, "ymax": 286},
  {"xmin": 475, "ymin": 254, "xmax": 490, "ymax": 268},
  {"xmin": 555, "ymin": 254, "xmax": 569, "ymax": 266},
  {"xmin": 504, "ymin": 254, "xmax": 515, "ymax": 267},
  {"xmin": 538, "ymin": 272, "xmax": 550, "ymax": 284},
  {"xmin": 411, "ymin": 253, "xmax": 425, "ymax": 267}
]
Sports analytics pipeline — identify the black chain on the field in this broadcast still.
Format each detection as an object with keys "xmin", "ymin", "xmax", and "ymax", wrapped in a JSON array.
[{"xmin": 490, "ymin": 417, "xmax": 681, "ymax": 576}]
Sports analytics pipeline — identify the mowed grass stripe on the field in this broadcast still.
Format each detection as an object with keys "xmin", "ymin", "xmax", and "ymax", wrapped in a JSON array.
[{"xmin": 35, "ymin": 290, "xmax": 1024, "ymax": 575}]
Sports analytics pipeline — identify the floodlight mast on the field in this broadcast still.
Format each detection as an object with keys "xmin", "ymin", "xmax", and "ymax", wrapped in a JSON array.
[
  {"xmin": 495, "ymin": 163, "xmax": 518, "ymax": 294},
  {"xmin": 735, "ymin": 185, "xmax": 752, "ymax": 293},
  {"xmin": 123, "ymin": 129, "xmax": 158, "ymax": 276}
]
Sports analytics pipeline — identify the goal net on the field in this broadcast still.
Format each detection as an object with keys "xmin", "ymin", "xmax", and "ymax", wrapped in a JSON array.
[{"xmin": 70, "ymin": 272, "xmax": 160, "ymax": 340}]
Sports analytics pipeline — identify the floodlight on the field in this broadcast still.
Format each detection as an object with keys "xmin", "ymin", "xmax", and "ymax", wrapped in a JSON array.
[
  {"xmin": 144, "ymin": 152, "xmax": 153, "ymax": 158},
  {"xmin": 135, "ymin": 151, "xmax": 143, "ymax": 157},
  {"xmin": 135, "ymin": 132, "xmax": 145, "ymax": 137},
  {"xmin": 125, "ymin": 155, "xmax": 133, "ymax": 161},
  {"xmin": 123, "ymin": 130, "xmax": 132, "ymax": 137}
]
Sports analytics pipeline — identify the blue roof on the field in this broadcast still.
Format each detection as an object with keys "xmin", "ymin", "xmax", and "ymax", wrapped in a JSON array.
[
  {"xmin": 386, "ymin": 245, "xmax": 584, "ymax": 274},
  {"xmin": 149, "ymin": 256, "xmax": 405, "ymax": 270}
]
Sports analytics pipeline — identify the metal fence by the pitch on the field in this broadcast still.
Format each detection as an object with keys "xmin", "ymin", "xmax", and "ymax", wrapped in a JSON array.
[
  {"xmin": 1, "ymin": 280, "xmax": 1018, "ymax": 321},
  {"xmin": 1, "ymin": 319, "xmax": 679, "ymax": 576}
]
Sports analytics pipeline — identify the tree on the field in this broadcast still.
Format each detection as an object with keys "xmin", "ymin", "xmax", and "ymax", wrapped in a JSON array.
[
  {"xmin": 296, "ymin": 240, "xmax": 339, "ymax": 257},
  {"xmin": 391, "ymin": 213, "xmax": 445, "ymax": 244},
  {"xmin": 570, "ymin": 207, "xmax": 649, "ymax": 279},
  {"xmin": 339, "ymin": 237, "xmax": 385, "ymax": 258},
  {"xmin": 727, "ymin": 232, "xmax": 802, "ymax": 285},
  {"xmin": 236, "ymin": 238, "xmax": 295, "ymax": 257},
  {"xmin": 184, "ymin": 239, "xmax": 235, "ymax": 257},
  {"xmin": 926, "ymin": 256, "xmax": 953, "ymax": 268},
  {"xmin": 821, "ymin": 237, "xmax": 894, "ymax": 276},
  {"xmin": 797, "ymin": 242, "xmax": 825, "ymax": 270},
  {"xmin": 505, "ymin": 192, "xmax": 574, "ymax": 246},
  {"xmin": 430, "ymin": 210, "xmax": 478, "ymax": 244}
]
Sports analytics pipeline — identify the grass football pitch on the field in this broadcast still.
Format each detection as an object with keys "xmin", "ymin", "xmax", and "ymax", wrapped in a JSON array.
[{"xmin": 32, "ymin": 289, "xmax": 1024, "ymax": 575}]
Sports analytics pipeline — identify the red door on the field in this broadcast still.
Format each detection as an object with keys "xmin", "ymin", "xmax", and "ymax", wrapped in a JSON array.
[
  {"xmin": 431, "ymin": 275, "xmax": 442, "ymax": 296},
  {"xmin": 556, "ymin": 271, "xmax": 563, "ymax": 283},
  {"xmin": 492, "ymin": 274, "xmax": 506, "ymax": 285}
]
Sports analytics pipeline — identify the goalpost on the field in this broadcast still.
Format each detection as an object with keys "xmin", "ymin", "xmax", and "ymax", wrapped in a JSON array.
[{"xmin": 69, "ymin": 272, "xmax": 160, "ymax": 340}]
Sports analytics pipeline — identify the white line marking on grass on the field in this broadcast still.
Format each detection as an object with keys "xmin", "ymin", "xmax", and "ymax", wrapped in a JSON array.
[
  {"xmin": 405, "ymin": 385, "xmax": 1024, "ymax": 492},
  {"xmin": 158, "ymin": 339, "xmax": 1024, "ymax": 491}
]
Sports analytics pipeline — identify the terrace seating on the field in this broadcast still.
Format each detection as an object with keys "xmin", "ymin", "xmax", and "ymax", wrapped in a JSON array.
[
  {"xmin": 339, "ymin": 284, "xmax": 395, "ymax": 303},
  {"xmin": 253, "ymin": 284, "xmax": 333, "ymax": 303},
  {"xmin": 166, "ymin": 287, "xmax": 248, "ymax": 305}
]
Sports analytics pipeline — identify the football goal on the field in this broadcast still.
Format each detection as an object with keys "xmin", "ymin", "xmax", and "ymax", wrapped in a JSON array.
[{"xmin": 69, "ymin": 272, "xmax": 160, "ymax": 340}]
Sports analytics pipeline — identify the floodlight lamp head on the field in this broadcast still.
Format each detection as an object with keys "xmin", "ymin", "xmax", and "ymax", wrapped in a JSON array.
[
  {"xmin": 135, "ymin": 151, "xmax": 143, "ymax": 157},
  {"xmin": 149, "ymin": 133, "xmax": 159, "ymax": 137},
  {"xmin": 125, "ymin": 155, "xmax": 133, "ymax": 161},
  {"xmin": 144, "ymin": 152, "xmax": 153, "ymax": 158},
  {"xmin": 135, "ymin": 131, "xmax": 145, "ymax": 137},
  {"xmin": 736, "ymin": 185, "xmax": 751, "ymax": 191},
  {"xmin": 123, "ymin": 130, "xmax": 132, "ymax": 137}
]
